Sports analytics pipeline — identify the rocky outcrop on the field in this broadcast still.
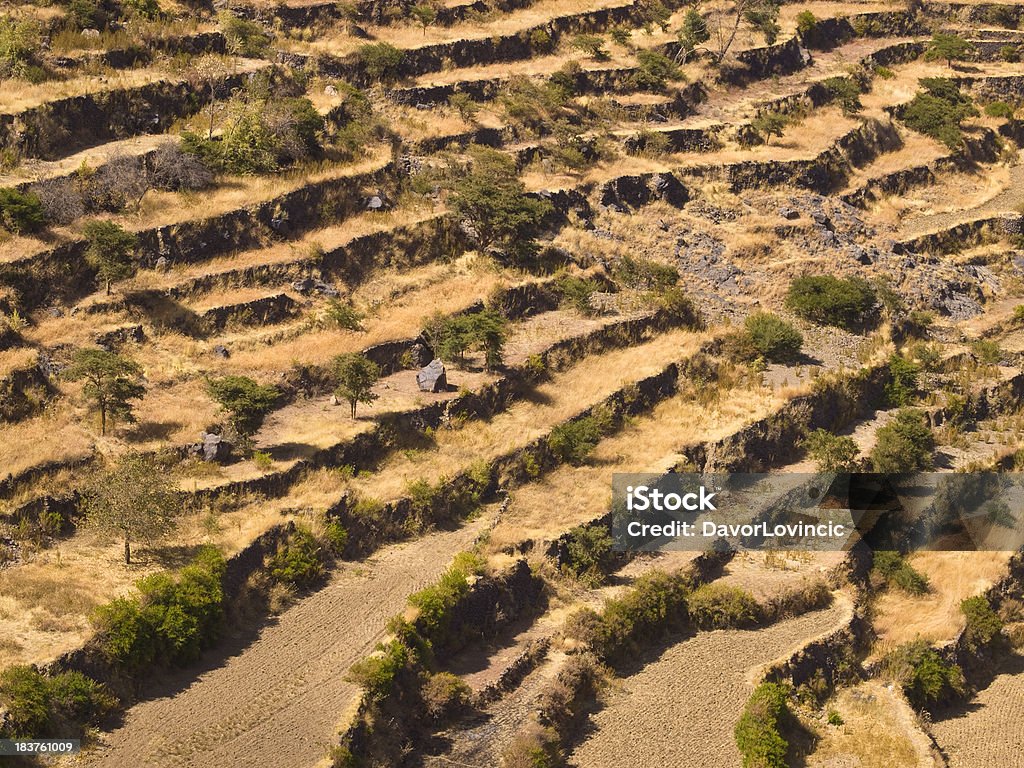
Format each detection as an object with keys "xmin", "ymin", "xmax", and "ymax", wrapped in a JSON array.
[
  {"xmin": 200, "ymin": 293, "xmax": 300, "ymax": 331},
  {"xmin": 719, "ymin": 36, "xmax": 809, "ymax": 86},
  {"xmin": 599, "ymin": 171, "xmax": 689, "ymax": 212}
]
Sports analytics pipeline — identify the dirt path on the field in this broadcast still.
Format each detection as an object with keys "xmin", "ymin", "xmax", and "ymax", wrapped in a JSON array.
[
  {"xmin": 74, "ymin": 518, "xmax": 489, "ymax": 768},
  {"xmin": 568, "ymin": 601, "xmax": 850, "ymax": 768},
  {"xmin": 929, "ymin": 653, "xmax": 1024, "ymax": 768}
]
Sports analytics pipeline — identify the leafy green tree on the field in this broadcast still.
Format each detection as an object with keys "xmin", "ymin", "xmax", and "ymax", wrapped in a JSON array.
[
  {"xmin": 961, "ymin": 595, "xmax": 1002, "ymax": 652},
  {"xmin": 0, "ymin": 187, "xmax": 46, "ymax": 234},
  {"xmin": 784, "ymin": 275, "xmax": 877, "ymax": 329},
  {"xmin": 410, "ymin": 4, "xmax": 436, "ymax": 35},
  {"xmin": 924, "ymin": 33, "xmax": 975, "ymax": 68},
  {"xmin": 83, "ymin": 453, "xmax": 180, "ymax": 564},
  {"xmin": 870, "ymin": 409, "xmax": 935, "ymax": 473},
  {"xmin": 823, "ymin": 76, "xmax": 863, "ymax": 114},
  {"xmin": 675, "ymin": 8, "xmax": 710, "ymax": 63},
  {"xmin": 631, "ymin": 49, "xmax": 682, "ymax": 91},
  {"xmin": 804, "ymin": 428, "xmax": 860, "ymax": 472},
  {"xmin": 423, "ymin": 309, "xmax": 507, "ymax": 370},
  {"xmin": 83, "ymin": 220, "xmax": 138, "ymax": 295},
  {"xmin": 65, "ymin": 348, "xmax": 145, "ymax": 435},
  {"xmin": 448, "ymin": 146, "xmax": 552, "ymax": 262},
  {"xmin": 751, "ymin": 111, "xmax": 788, "ymax": 145},
  {"xmin": 743, "ymin": 312, "xmax": 802, "ymax": 362},
  {"xmin": 206, "ymin": 375, "xmax": 280, "ymax": 439},
  {"xmin": 332, "ymin": 353, "xmax": 380, "ymax": 417},
  {"xmin": 0, "ymin": 16, "xmax": 41, "ymax": 80}
]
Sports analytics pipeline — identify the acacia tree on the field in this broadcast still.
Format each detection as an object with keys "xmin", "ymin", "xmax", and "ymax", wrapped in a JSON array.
[
  {"xmin": 448, "ymin": 146, "xmax": 552, "ymax": 263},
  {"xmin": 410, "ymin": 4, "xmax": 436, "ymax": 35},
  {"xmin": 83, "ymin": 453, "xmax": 180, "ymax": 565},
  {"xmin": 924, "ymin": 33, "xmax": 975, "ymax": 69},
  {"xmin": 332, "ymin": 353, "xmax": 380, "ymax": 417},
  {"xmin": 83, "ymin": 220, "xmax": 138, "ymax": 295},
  {"xmin": 703, "ymin": 0, "xmax": 781, "ymax": 63},
  {"xmin": 65, "ymin": 348, "xmax": 146, "ymax": 435}
]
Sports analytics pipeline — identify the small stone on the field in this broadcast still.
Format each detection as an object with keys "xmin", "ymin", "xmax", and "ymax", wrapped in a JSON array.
[
  {"xmin": 778, "ymin": 207, "xmax": 800, "ymax": 220},
  {"xmin": 330, "ymin": 394, "xmax": 340, "ymax": 406},
  {"xmin": 324, "ymin": 85, "xmax": 338, "ymax": 96},
  {"xmin": 212, "ymin": 345, "xmax": 230, "ymax": 359}
]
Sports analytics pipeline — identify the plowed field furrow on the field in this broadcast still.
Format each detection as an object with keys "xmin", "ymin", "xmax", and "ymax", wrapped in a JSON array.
[
  {"xmin": 75, "ymin": 517, "xmax": 488, "ymax": 768},
  {"xmin": 568, "ymin": 601, "xmax": 849, "ymax": 768}
]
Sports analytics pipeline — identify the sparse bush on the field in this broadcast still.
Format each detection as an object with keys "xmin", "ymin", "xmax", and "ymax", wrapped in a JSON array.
[
  {"xmin": 448, "ymin": 91, "xmax": 478, "ymax": 121},
  {"xmin": 881, "ymin": 639, "xmax": 964, "ymax": 709},
  {"xmin": 556, "ymin": 274, "xmax": 602, "ymax": 315},
  {"xmin": 688, "ymin": 584, "xmax": 759, "ymax": 629},
  {"xmin": 827, "ymin": 709, "xmax": 844, "ymax": 726},
  {"xmin": 784, "ymin": 274, "xmax": 877, "ymax": 329},
  {"xmin": 423, "ymin": 308, "xmax": 507, "ymax": 370},
  {"xmin": 0, "ymin": 187, "xmax": 46, "ymax": 233},
  {"xmin": 320, "ymin": 299, "xmax": 363, "ymax": 330},
  {"xmin": 612, "ymin": 255, "xmax": 678, "ymax": 291},
  {"xmin": 734, "ymin": 682, "xmax": 791, "ymax": 768},
  {"xmin": 150, "ymin": 142, "xmax": 213, "ymax": 192},
  {"xmin": 30, "ymin": 177, "xmax": 85, "ymax": 225},
  {"xmin": 86, "ymin": 153, "xmax": 148, "ymax": 211},
  {"xmin": 332, "ymin": 353, "xmax": 380, "ymax": 417},
  {"xmin": 1000, "ymin": 44, "xmax": 1021, "ymax": 63},
  {"xmin": 571, "ymin": 33, "xmax": 608, "ymax": 60},
  {"xmin": 804, "ymin": 428, "xmax": 860, "ymax": 472},
  {"xmin": 408, "ymin": 551, "xmax": 485, "ymax": 648},
  {"xmin": 421, "ymin": 672, "xmax": 472, "ymax": 721},
  {"xmin": 751, "ymin": 111, "xmax": 789, "ymax": 145},
  {"xmin": 870, "ymin": 409, "xmax": 934, "ymax": 473},
  {"xmin": 971, "ymin": 338, "xmax": 1002, "ymax": 365},
  {"xmin": 822, "ymin": 76, "xmax": 863, "ymax": 114},
  {"xmin": 220, "ymin": 12, "xmax": 271, "ymax": 56},
  {"xmin": 83, "ymin": 220, "xmax": 138, "ymax": 294},
  {"xmin": 0, "ymin": 16, "xmax": 42, "ymax": 80},
  {"xmin": 795, "ymin": 10, "xmax": 817, "ymax": 38}
]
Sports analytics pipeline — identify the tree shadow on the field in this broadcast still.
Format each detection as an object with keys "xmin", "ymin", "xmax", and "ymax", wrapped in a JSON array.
[
  {"xmin": 128, "ymin": 419, "xmax": 184, "ymax": 442},
  {"xmin": 122, "ymin": 290, "xmax": 208, "ymax": 337},
  {"xmin": 265, "ymin": 442, "xmax": 317, "ymax": 461},
  {"xmin": 146, "ymin": 543, "xmax": 210, "ymax": 569}
]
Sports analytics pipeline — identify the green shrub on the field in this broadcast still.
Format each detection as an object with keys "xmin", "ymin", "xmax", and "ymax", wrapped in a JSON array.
[
  {"xmin": 613, "ymin": 255, "xmax": 678, "ymax": 291},
  {"xmin": 548, "ymin": 415, "xmax": 608, "ymax": 466},
  {"xmin": 424, "ymin": 308, "xmax": 508, "ymax": 370},
  {"xmin": 0, "ymin": 17, "xmax": 41, "ymax": 80},
  {"xmin": 743, "ymin": 312, "xmax": 803, "ymax": 363},
  {"xmin": 881, "ymin": 639, "xmax": 964, "ymax": 709},
  {"xmin": 885, "ymin": 354, "xmax": 921, "ymax": 407},
  {"xmin": 219, "ymin": 11, "xmax": 271, "ymax": 56},
  {"xmin": 901, "ymin": 78, "xmax": 979, "ymax": 149},
  {"xmin": 688, "ymin": 584, "xmax": 759, "ymax": 629},
  {"xmin": 268, "ymin": 527, "xmax": 325, "ymax": 589},
  {"xmin": 561, "ymin": 525, "xmax": 614, "ymax": 585},
  {"xmin": 870, "ymin": 409, "xmax": 934, "ymax": 473},
  {"xmin": 984, "ymin": 101, "xmax": 1016, "ymax": 119},
  {"xmin": 556, "ymin": 274, "xmax": 602, "ymax": 315},
  {"xmin": 0, "ymin": 187, "xmax": 46, "ymax": 234},
  {"xmin": 322, "ymin": 519, "xmax": 349, "ymax": 554},
  {"xmin": 1000, "ymin": 44, "xmax": 1021, "ymax": 63},
  {"xmin": 319, "ymin": 298, "xmax": 362, "ymax": 330},
  {"xmin": 827, "ymin": 709, "xmax": 844, "ymax": 726},
  {"xmin": 784, "ymin": 275, "xmax": 877, "ymax": 329},
  {"xmin": 971, "ymin": 338, "xmax": 1002, "ymax": 364},
  {"xmin": 346, "ymin": 639, "xmax": 410, "ymax": 703},
  {"xmin": 0, "ymin": 666, "xmax": 117, "ymax": 738},
  {"xmin": 803, "ymin": 428, "xmax": 860, "ymax": 472},
  {"xmin": 357, "ymin": 42, "xmax": 405, "ymax": 82},
  {"xmin": 734, "ymin": 682, "xmax": 791, "ymax": 768},
  {"xmin": 872, "ymin": 551, "xmax": 930, "ymax": 595},
  {"xmin": 822, "ymin": 76, "xmax": 863, "ymax": 114},
  {"xmin": 659, "ymin": 286, "xmax": 699, "ymax": 325},
  {"xmin": 630, "ymin": 49, "xmax": 681, "ymax": 91},
  {"xmin": 795, "ymin": 10, "xmax": 817, "ymax": 38},
  {"xmin": 961, "ymin": 595, "xmax": 1002, "ymax": 652},
  {"xmin": 93, "ymin": 547, "xmax": 226, "ymax": 671}
]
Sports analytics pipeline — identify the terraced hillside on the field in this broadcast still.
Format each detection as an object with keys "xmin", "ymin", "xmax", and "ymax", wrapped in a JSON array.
[{"xmin": 1, "ymin": 0, "xmax": 1024, "ymax": 765}]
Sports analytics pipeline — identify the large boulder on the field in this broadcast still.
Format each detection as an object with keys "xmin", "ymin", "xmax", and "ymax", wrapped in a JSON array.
[
  {"xmin": 417, "ymin": 359, "xmax": 447, "ymax": 393},
  {"xmin": 188, "ymin": 432, "xmax": 233, "ymax": 463}
]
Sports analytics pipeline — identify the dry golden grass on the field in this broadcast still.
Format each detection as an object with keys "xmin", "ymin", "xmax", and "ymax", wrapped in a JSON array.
[
  {"xmin": 871, "ymin": 551, "xmax": 1015, "ymax": 654},
  {"xmin": 808, "ymin": 680, "xmax": 935, "ymax": 768},
  {"xmin": 0, "ymin": 57, "xmax": 266, "ymax": 115},
  {"xmin": 488, "ymin": 374, "xmax": 784, "ymax": 550},
  {"xmin": 345, "ymin": 327, "xmax": 706, "ymax": 502},
  {"xmin": 0, "ymin": 346, "xmax": 37, "ymax": 377}
]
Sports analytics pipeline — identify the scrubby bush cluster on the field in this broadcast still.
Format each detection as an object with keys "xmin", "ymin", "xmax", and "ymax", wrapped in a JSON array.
[
  {"xmin": 870, "ymin": 408, "xmax": 935, "ymax": 473},
  {"xmin": 881, "ymin": 639, "xmax": 965, "ymax": 709},
  {"xmin": 687, "ymin": 583, "xmax": 759, "ymax": 629},
  {"xmin": 548, "ymin": 409, "xmax": 614, "ymax": 467},
  {"xmin": 268, "ymin": 526, "xmax": 326, "ymax": 589},
  {"xmin": 0, "ymin": 666, "xmax": 117, "ymax": 739},
  {"xmin": 734, "ymin": 682, "xmax": 793, "ymax": 768},
  {"xmin": 803, "ymin": 428, "xmax": 860, "ymax": 472},
  {"xmin": 92, "ymin": 547, "xmax": 226, "ymax": 671},
  {"xmin": 0, "ymin": 187, "xmax": 46, "ymax": 234},
  {"xmin": 722, "ymin": 312, "xmax": 803, "ymax": 364},
  {"xmin": 871, "ymin": 550, "xmax": 930, "ymax": 595},
  {"xmin": 901, "ymin": 77, "xmax": 979, "ymax": 149},
  {"xmin": 560, "ymin": 525, "xmax": 615, "ymax": 586}
]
